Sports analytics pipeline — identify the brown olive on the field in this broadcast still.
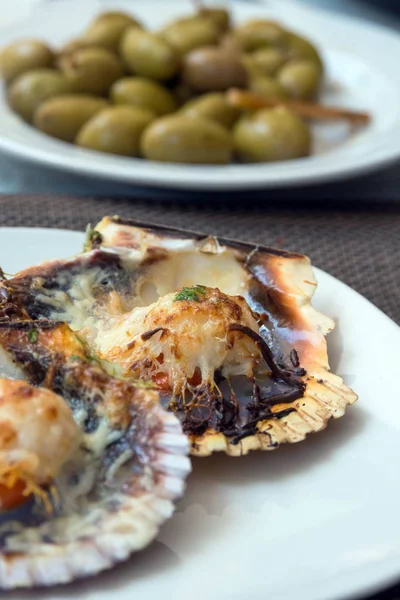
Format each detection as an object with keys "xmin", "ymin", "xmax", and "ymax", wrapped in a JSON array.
[
  {"xmin": 234, "ymin": 21, "xmax": 288, "ymax": 51},
  {"xmin": 0, "ymin": 40, "xmax": 54, "ymax": 84},
  {"xmin": 277, "ymin": 59, "xmax": 322, "ymax": 100},
  {"xmin": 141, "ymin": 114, "xmax": 233, "ymax": 164},
  {"xmin": 111, "ymin": 77, "xmax": 176, "ymax": 116},
  {"xmin": 59, "ymin": 47, "xmax": 124, "ymax": 96},
  {"xmin": 161, "ymin": 18, "xmax": 219, "ymax": 55},
  {"xmin": 180, "ymin": 92, "xmax": 241, "ymax": 129},
  {"xmin": 76, "ymin": 105, "xmax": 154, "ymax": 156},
  {"xmin": 233, "ymin": 106, "xmax": 311, "ymax": 162},
  {"xmin": 183, "ymin": 46, "xmax": 247, "ymax": 92},
  {"xmin": 8, "ymin": 68, "xmax": 73, "ymax": 122},
  {"xmin": 250, "ymin": 76, "xmax": 288, "ymax": 99},
  {"xmin": 34, "ymin": 95, "xmax": 108, "ymax": 142},
  {"xmin": 120, "ymin": 29, "xmax": 180, "ymax": 81}
]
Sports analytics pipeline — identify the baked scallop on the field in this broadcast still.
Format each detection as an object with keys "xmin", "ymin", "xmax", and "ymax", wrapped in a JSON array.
[
  {"xmin": 0, "ymin": 309, "xmax": 190, "ymax": 588},
  {"xmin": 0, "ymin": 217, "xmax": 357, "ymax": 460}
]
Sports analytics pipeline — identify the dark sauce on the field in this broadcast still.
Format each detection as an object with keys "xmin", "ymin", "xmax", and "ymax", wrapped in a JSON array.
[{"xmin": 169, "ymin": 326, "xmax": 306, "ymax": 446}]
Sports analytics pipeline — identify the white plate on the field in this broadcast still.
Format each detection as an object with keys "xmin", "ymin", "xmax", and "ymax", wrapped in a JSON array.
[
  {"xmin": 0, "ymin": 0, "xmax": 400, "ymax": 190},
  {"xmin": 1, "ymin": 226, "xmax": 400, "ymax": 600}
]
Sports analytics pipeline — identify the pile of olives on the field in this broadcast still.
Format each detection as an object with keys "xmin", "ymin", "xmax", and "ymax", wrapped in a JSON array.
[{"xmin": 0, "ymin": 7, "xmax": 325, "ymax": 164}]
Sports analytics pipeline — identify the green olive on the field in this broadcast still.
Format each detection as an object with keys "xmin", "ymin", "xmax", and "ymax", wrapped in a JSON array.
[
  {"xmin": 180, "ymin": 92, "xmax": 240, "ymax": 129},
  {"xmin": 241, "ymin": 55, "xmax": 263, "ymax": 79},
  {"xmin": 233, "ymin": 106, "xmax": 311, "ymax": 162},
  {"xmin": 91, "ymin": 11, "xmax": 142, "ymax": 30},
  {"xmin": 160, "ymin": 16, "xmax": 201, "ymax": 29},
  {"xmin": 197, "ymin": 7, "xmax": 231, "ymax": 33},
  {"xmin": 0, "ymin": 40, "xmax": 54, "ymax": 84},
  {"xmin": 251, "ymin": 47, "xmax": 286, "ymax": 76},
  {"xmin": 58, "ymin": 39, "xmax": 86, "ymax": 60},
  {"xmin": 220, "ymin": 33, "xmax": 243, "ymax": 54},
  {"xmin": 183, "ymin": 46, "xmax": 247, "ymax": 92},
  {"xmin": 250, "ymin": 76, "xmax": 288, "ymax": 99},
  {"xmin": 285, "ymin": 32, "xmax": 323, "ymax": 72},
  {"xmin": 76, "ymin": 105, "xmax": 154, "ymax": 156},
  {"xmin": 234, "ymin": 21, "xmax": 288, "ymax": 51},
  {"xmin": 8, "ymin": 68, "xmax": 73, "ymax": 122},
  {"xmin": 277, "ymin": 59, "xmax": 322, "ymax": 100},
  {"xmin": 111, "ymin": 77, "xmax": 176, "ymax": 116},
  {"xmin": 161, "ymin": 18, "xmax": 219, "ymax": 55},
  {"xmin": 34, "ymin": 95, "xmax": 108, "ymax": 142},
  {"xmin": 141, "ymin": 115, "xmax": 233, "ymax": 164},
  {"xmin": 59, "ymin": 47, "xmax": 124, "ymax": 96},
  {"xmin": 120, "ymin": 29, "xmax": 180, "ymax": 81},
  {"xmin": 81, "ymin": 19, "xmax": 137, "ymax": 53},
  {"xmin": 172, "ymin": 80, "xmax": 196, "ymax": 106}
]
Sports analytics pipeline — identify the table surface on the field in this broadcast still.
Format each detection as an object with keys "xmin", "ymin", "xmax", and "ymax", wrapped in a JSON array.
[{"xmin": 0, "ymin": 0, "xmax": 400, "ymax": 200}]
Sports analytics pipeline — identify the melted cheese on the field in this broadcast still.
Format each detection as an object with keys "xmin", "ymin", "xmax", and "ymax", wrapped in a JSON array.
[
  {"xmin": 37, "ymin": 247, "xmax": 260, "ymax": 394},
  {"xmin": 43, "ymin": 248, "xmax": 249, "ymax": 335},
  {"xmin": 96, "ymin": 287, "xmax": 262, "ymax": 394},
  {"xmin": 39, "ymin": 266, "xmax": 116, "ymax": 344}
]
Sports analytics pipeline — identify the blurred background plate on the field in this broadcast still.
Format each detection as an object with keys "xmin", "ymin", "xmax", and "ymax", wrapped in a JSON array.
[{"xmin": 0, "ymin": 0, "xmax": 400, "ymax": 190}]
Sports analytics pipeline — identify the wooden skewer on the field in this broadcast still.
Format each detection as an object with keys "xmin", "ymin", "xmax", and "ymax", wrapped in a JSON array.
[{"xmin": 226, "ymin": 89, "xmax": 371, "ymax": 125}]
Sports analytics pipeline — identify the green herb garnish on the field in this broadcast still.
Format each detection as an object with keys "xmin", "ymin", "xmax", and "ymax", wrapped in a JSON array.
[
  {"xmin": 83, "ymin": 224, "xmax": 103, "ymax": 252},
  {"xmin": 28, "ymin": 329, "xmax": 38, "ymax": 343},
  {"xmin": 174, "ymin": 285, "xmax": 207, "ymax": 303},
  {"xmin": 70, "ymin": 355, "xmax": 81, "ymax": 362}
]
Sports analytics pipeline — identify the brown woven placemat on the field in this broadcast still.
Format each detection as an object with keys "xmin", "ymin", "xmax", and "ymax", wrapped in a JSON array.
[
  {"xmin": 0, "ymin": 194, "xmax": 398, "ymax": 326},
  {"xmin": 0, "ymin": 194, "xmax": 399, "ymax": 599}
]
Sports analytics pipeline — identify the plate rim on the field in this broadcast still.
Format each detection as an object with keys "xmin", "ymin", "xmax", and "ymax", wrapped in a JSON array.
[{"xmin": 1, "ymin": 135, "xmax": 400, "ymax": 192}]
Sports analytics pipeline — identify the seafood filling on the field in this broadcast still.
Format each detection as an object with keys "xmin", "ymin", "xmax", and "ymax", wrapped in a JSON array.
[
  {"xmin": 0, "ymin": 379, "xmax": 81, "ymax": 512},
  {"xmin": 96, "ymin": 286, "xmax": 264, "ymax": 394}
]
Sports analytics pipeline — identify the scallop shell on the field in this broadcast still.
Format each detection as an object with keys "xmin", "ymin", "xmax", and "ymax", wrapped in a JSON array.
[
  {"xmin": 0, "ymin": 216, "xmax": 357, "ymax": 460},
  {"xmin": 0, "ymin": 320, "xmax": 191, "ymax": 589}
]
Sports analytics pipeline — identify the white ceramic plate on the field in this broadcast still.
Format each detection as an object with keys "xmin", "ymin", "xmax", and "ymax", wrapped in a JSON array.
[
  {"xmin": 0, "ymin": 0, "xmax": 400, "ymax": 190},
  {"xmin": 1, "ymin": 226, "xmax": 400, "ymax": 600}
]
